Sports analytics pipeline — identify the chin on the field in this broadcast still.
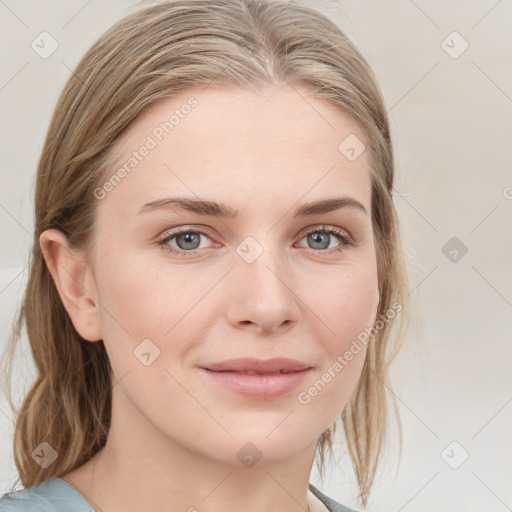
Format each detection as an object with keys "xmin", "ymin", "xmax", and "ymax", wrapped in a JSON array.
[{"xmin": 228, "ymin": 429, "xmax": 317, "ymax": 467}]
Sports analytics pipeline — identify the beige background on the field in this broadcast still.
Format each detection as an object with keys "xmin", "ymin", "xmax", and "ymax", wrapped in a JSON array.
[{"xmin": 1, "ymin": 1, "xmax": 511, "ymax": 510}]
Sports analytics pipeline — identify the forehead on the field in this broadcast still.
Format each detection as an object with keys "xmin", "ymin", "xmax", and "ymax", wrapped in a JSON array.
[{"xmin": 97, "ymin": 84, "xmax": 372, "ymax": 219}]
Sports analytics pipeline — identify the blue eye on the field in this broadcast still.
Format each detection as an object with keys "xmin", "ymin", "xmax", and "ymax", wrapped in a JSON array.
[
  {"xmin": 157, "ymin": 225, "xmax": 354, "ymax": 256},
  {"xmin": 157, "ymin": 227, "xmax": 214, "ymax": 255},
  {"xmin": 299, "ymin": 226, "xmax": 354, "ymax": 253}
]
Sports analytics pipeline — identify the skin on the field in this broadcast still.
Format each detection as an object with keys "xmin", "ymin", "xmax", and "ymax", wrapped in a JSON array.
[{"xmin": 40, "ymin": 83, "xmax": 380, "ymax": 512}]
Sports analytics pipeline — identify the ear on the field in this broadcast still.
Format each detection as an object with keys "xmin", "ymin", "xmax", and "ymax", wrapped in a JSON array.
[{"xmin": 39, "ymin": 229, "xmax": 102, "ymax": 342}]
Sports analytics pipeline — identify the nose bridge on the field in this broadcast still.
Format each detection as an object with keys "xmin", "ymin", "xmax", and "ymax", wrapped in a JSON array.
[
  {"xmin": 227, "ymin": 232, "xmax": 300, "ymax": 331},
  {"xmin": 236, "ymin": 232, "xmax": 290, "ymax": 296}
]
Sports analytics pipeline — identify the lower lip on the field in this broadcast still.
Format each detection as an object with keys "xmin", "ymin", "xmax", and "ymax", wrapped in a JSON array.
[{"xmin": 201, "ymin": 368, "xmax": 311, "ymax": 400}]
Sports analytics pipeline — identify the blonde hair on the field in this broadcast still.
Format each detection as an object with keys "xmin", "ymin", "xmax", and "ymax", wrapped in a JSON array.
[{"xmin": 1, "ymin": 0, "xmax": 413, "ymax": 506}]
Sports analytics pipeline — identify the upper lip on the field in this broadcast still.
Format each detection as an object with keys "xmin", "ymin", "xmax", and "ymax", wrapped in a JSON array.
[{"xmin": 201, "ymin": 357, "xmax": 312, "ymax": 374}]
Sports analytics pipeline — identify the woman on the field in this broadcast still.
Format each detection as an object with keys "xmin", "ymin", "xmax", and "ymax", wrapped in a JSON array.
[{"xmin": 0, "ymin": 0, "xmax": 411, "ymax": 510}]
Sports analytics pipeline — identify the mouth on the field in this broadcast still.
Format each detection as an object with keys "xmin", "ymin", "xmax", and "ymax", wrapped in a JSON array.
[{"xmin": 199, "ymin": 358, "xmax": 313, "ymax": 400}]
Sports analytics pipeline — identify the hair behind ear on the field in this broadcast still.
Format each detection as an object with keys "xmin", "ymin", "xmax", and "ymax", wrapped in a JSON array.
[{"xmin": 1, "ymin": 234, "xmax": 112, "ymax": 489}]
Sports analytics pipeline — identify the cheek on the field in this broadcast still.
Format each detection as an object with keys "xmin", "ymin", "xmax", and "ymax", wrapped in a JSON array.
[
  {"xmin": 307, "ymin": 260, "xmax": 379, "ymax": 346},
  {"xmin": 90, "ymin": 253, "xmax": 166, "ymax": 370},
  {"xmin": 94, "ymin": 252, "xmax": 190, "ymax": 334},
  {"xmin": 296, "ymin": 262, "xmax": 378, "ymax": 410},
  {"xmin": 91, "ymin": 251, "xmax": 213, "ymax": 386}
]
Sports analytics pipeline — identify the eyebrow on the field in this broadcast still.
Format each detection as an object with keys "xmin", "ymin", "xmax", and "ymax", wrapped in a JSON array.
[{"xmin": 137, "ymin": 195, "xmax": 367, "ymax": 218}]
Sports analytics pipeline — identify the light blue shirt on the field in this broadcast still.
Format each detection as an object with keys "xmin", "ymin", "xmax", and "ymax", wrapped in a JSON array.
[
  {"xmin": 0, "ymin": 478, "xmax": 93, "ymax": 511},
  {"xmin": 0, "ymin": 478, "xmax": 358, "ymax": 511}
]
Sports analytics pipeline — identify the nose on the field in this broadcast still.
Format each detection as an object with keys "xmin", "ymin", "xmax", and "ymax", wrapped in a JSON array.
[{"xmin": 225, "ymin": 242, "xmax": 301, "ymax": 334}]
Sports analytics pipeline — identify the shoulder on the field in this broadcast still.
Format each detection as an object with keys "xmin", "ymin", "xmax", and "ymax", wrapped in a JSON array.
[
  {"xmin": 309, "ymin": 483, "xmax": 360, "ymax": 512},
  {"xmin": 0, "ymin": 478, "xmax": 94, "ymax": 512}
]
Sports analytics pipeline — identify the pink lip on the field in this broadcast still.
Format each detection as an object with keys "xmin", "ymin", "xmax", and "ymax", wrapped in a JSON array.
[{"xmin": 200, "ymin": 358, "xmax": 313, "ymax": 400}]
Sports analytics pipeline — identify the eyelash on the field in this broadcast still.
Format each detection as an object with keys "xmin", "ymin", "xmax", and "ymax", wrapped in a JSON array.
[{"xmin": 156, "ymin": 225, "xmax": 355, "ymax": 257}]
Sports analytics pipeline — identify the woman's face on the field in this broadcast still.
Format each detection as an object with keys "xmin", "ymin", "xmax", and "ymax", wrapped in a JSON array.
[{"xmin": 87, "ymin": 84, "xmax": 380, "ymax": 466}]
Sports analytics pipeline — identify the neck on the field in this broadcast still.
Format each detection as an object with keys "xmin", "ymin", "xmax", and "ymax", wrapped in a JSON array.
[{"xmin": 64, "ymin": 388, "xmax": 326, "ymax": 512}]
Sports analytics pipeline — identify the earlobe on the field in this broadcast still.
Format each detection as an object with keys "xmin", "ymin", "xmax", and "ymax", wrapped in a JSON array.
[{"xmin": 39, "ymin": 229, "xmax": 102, "ymax": 342}]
